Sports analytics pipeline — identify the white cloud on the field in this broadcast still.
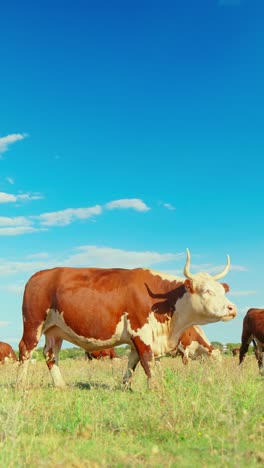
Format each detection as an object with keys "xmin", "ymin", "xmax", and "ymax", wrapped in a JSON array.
[
  {"xmin": 163, "ymin": 203, "xmax": 176, "ymax": 211},
  {"xmin": 0, "ymin": 216, "xmax": 32, "ymax": 227},
  {"xmin": 0, "ymin": 217, "xmax": 40, "ymax": 236},
  {"xmin": 36, "ymin": 198, "xmax": 150, "ymax": 227},
  {"xmin": 105, "ymin": 198, "xmax": 150, "ymax": 212},
  {"xmin": 17, "ymin": 193, "xmax": 43, "ymax": 201},
  {"xmin": 65, "ymin": 245, "xmax": 178, "ymax": 269},
  {"xmin": 37, "ymin": 205, "xmax": 103, "ymax": 226},
  {"xmin": 0, "ymin": 259, "xmax": 52, "ymax": 276},
  {"xmin": 0, "ymin": 133, "xmax": 27, "ymax": 155},
  {"xmin": 0, "ymin": 226, "xmax": 44, "ymax": 236},
  {"xmin": 0, "ymin": 191, "xmax": 43, "ymax": 204},
  {"xmin": 0, "ymin": 192, "xmax": 16, "ymax": 203},
  {"xmin": 0, "ymin": 198, "xmax": 151, "ymax": 234}
]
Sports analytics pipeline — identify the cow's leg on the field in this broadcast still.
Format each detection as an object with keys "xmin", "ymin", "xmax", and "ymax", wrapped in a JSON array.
[
  {"xmin": 239, "ymin": 333, "xmax": 252, "ymax": 366},
  {"xmin": 253, "ymin": 340, "xmax": 264, "ymax": 376},
  {"xmin": 259, "ymin": 348, "xmax": 264, "ymax": 376},
  {"xmin": 131, "ymin": 336, "xmax": 157, "ymax": 389},
  {"xmin": 16, "ymin": 324, "xmax": 42, "ymax": 388},
  {"xmin": 182, "ymin": 349, "xmax": 189, "ymax": 365},
  {"xmin": 43, "ymin": 336, "xmax": 66, "ymax": 388},
  {"xmin": 122, "ymin": 345, "xmax": 140, "ymax": 390}
]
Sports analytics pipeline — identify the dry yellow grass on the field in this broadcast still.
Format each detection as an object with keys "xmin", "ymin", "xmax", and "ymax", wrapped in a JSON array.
[{"xmin": 0, "ymin": 354, "xmax": 263, "ymax": 467}]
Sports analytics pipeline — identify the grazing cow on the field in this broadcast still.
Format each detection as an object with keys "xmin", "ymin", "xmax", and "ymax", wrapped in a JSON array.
[
  {"xmin": 174, "ymin": 326, "xmax": 222, "ymax": 364},
  {"xmin": 85, "ymin": 348, "xmax": 119, "ymax": 360},
  {"xmin": 17, "ymin": 249, "xmax": 236, "ymax": 389},
  {"xmin": 239, "ymin": 308, "xmax": 264, "ymax": 375},
  {"xmin": 232, "ymin": 347, "xmax": 240, "ymax": 357},
  {"xmin": 0, "ymin": 341, "xmax": 18, "ymax": 363}
]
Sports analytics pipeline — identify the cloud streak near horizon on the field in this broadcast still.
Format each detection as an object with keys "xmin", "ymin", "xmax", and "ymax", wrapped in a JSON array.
[
  {"xmin": 0, "ymin": 198, "xmax": 151, "ymax": 235},
  {"xmin": 0, "ymin": 191, "xmax": 43, "ymax": 204}
]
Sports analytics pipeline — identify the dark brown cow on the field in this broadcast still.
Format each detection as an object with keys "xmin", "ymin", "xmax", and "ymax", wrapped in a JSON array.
[
  {"xmin": 85, "ymin": 348, "xmax": 119, "ymax": 360},
  {"xmin": 232, "ymin": 347, "xmax": 240, "ymax": 357},
  {"xmin": 239, "ymin": 308, "xmax": 264, "ymax": 375},
  {"xmin": 0, "ymin": 341, "xmax": 18, "ymax": 363},
  {"xmin": 17, "ymin": 249, "xmax": 236, "ymax": 389},
  {"xmin": 174, "ymin": 325, "xmax": 222, "ymax": 364}
]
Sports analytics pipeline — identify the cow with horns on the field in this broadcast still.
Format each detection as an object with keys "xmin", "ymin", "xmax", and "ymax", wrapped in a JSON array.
[
  {"xmin": 239, "ymin": 308, "xmax": 264, "ymax": 375},
  {"xmin": 17, "ymin": 249, "xmax": 236, "ymax": 389}
]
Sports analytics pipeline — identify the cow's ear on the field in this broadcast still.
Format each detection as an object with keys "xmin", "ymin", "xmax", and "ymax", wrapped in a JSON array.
[
  {"xmin": 184, "ymin": 279, "xmax": 194, "ymax": 293},
  {"xmin": 221, "ymin": 282, "xmax": 230, "ymax": 293}
]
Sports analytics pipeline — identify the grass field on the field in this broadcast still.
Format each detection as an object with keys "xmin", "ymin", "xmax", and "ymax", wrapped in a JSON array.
[{"xmin": 0, "ymin": 354, "xmax": 263, "ymax": 467}]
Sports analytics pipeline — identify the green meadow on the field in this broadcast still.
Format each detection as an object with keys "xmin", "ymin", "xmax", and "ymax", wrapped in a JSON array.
[{"xmin": 0, "ymin": 354, "xmax": 263, "ymax": 467}]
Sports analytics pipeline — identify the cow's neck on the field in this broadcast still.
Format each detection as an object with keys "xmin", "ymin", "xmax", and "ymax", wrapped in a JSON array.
[{"xmin": 168, "ymin": 297, "xmax": 200, "ymax": 350}]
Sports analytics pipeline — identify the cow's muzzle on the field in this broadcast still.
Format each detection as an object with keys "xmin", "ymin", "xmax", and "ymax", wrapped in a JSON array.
[{"xmin": 222, "ymin": 304, "xmax": 237, "ymax": 321}]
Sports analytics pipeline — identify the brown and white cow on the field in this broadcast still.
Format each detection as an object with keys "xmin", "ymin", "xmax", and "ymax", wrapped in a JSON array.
[
  {"xmin": 174, "ymin": 325, "xmax": 222, "ymax": 364},
  {"xmin": 239, "ymin": 308, "xmax": 264, "ymax": 375},
  {"xmin": 17, "ymin": 249, "xmax": 236, "ymax": 389},
  {"xmin": 85, "ymin": 348, "xmax": 119, "ymax": 360},
  {"xmin": 0, "ymin": 341, "xmax": 18, "ymax": 364}
]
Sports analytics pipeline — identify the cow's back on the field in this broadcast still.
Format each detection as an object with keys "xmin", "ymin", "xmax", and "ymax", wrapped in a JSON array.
[
  {"xmin": 0, "ymin": 342, "xmax": 18, "ymax": 363},
  {"xmin": 179, "ymin": 325, "xmax": 211, "ymax": 349},
  {"xmin": 243, "ymin": 308, "xmax": 264, "ymax": 341}
]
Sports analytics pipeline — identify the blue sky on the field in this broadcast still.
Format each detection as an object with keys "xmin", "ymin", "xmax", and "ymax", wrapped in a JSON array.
[{"xmin": 1, "ymin": 0, "xmax": 263, "ymax": 348}]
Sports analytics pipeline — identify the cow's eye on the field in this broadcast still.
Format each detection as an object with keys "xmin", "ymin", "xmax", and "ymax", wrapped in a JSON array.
[{"xmin": 202, "ymin": 289, "xmax": 213, "ymax": 295}]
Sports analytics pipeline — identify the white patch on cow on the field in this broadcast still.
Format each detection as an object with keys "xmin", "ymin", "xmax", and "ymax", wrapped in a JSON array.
[
  {"xmin": 148, "ymin": 269, "xmax": 183, "ymax": 282},
  {"xmin": 126, "ymin": 312, "xmax": 172, "ymax": 357},
  {"xmin": 179, "ymin": 340, "xmax": 209, "ymax": 359},
  {"xmin": 42, "ymin": 308, "xmax": 132, "ymax": 350},
  {"xmin": 43, "ymin": 308, "xmax": 172, "ymax": 358}
]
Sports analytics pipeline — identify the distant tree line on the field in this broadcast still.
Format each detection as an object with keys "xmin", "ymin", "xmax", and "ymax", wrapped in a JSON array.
[{"xmin": 211, "ymin": 342, "xmax": 255, "ymax": 354}]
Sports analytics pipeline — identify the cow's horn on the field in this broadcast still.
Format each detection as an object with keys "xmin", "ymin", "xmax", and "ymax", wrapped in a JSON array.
[
  {"xmin": 212, "ymin": 255, "xmax": 230, "ymax": 280},
  {"xmin": 183, "ymin": 248, "xmax": 196, "ymax": 280}
]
